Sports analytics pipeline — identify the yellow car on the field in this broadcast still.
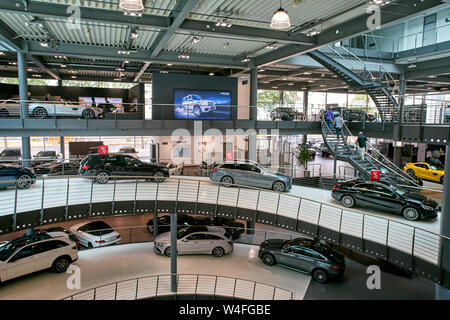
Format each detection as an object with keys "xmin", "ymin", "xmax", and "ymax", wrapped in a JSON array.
[{"xmin": 403, "ymin": 162, "xmax": 445, "ymax": 184}]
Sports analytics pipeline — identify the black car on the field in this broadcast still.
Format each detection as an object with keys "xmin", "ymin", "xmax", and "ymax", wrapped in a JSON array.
[
  {"xmin": 31, "ymin": 150, "xmax": 60, "ymax": 166},
  {"xmin": 147, "ymin": 214, "xmax": 245, "ymax": 239},
  {"xmin": 258, "ymin": 237, "xmax": 345, "ymax": 283},
  {"xmin": 331, "ymin": 180, "xmax": 440, "ymax": 221},
  {"xmin": 0, "ymin": 164, "xmax": 36, "ymax": 189},
  {"xmin": 332, "ymin": 108, "xmax": 376, "ymax": 122},
  {"xmin": 270, "ymin": 107, "xmax": 304, "ymax": 121},
  {"xmin": 79, "ymin": 154, "xmax": 169, "ymax": 184},
  {"xmin": 34, "ymin": 161, "xmax": 79, "ymax": 176}
]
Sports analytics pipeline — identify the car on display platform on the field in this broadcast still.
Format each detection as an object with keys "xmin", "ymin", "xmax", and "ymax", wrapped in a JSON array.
[
  {"xmin": 331, "ymin": 180, "xmax": 440, "ymax": 221},
  {"xmin": 31, "ymin": 150, "xmax": 61, "ymax": 167},
  {"xmin": 34, "ymin": 161, "xmax": 79, "ymax": 176},
  {"xmin": 118, "ymin": 147, "xmax": 139, "ymax": 158},
  {"xmin": 146, "ymin": 214, "xmax": 245, "ymax": 239},
  {"xmin": 258, "ymin": 237, "xmax": 345, "ymax": 283},
  {"xmin": 154, "ymin": 225, "xmax": 233, "ymax": 258},
  {"xmin": 28, "ymin": 100, "xmax": 104, "ymax": 119},
  {"xmin": 0, "ymin": 148, "xmax": 22, "ymax": 165},
  {"xmin": 403, "ymin": 162, "xmax": 444, "ymax": 184},
  {"xmin": 37, "ymin": 226, "xmax": 81, "ymax": 249},
  {"xmin": 210, "ymin": 160, "xmax": 292, "ymax": 192},
  {"xmin": 0, "ymin": 98, "xmax": 20, "ymax": 117},
  {"xmin": 0, "ymin": 164, "xmax": 36, "ymax": 189},
  {"xmin": 180, "ymin": 94, "xmax": 216, "ymax": 117},
  {"xmin": 79, "ymin": 154, "xmax": 169, "ymax": 184},
  {"xmin": 0, "ymin": 233, "xmax": 78, "ymax": 283},
  {"xmin": 69, "ymin": 221, "xmax": 121, "ymax": 248},
  {"xmin": 270, "ymin": 107, "xmax": 305, "ymax": 121}
]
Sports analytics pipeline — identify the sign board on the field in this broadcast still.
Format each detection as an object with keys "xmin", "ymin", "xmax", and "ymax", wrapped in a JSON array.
[
  {"xmin": 371, "ymin": 170, "xmax": 381, "ymax": 182},
  {"xmin": 98, "ymin": 145, "xmax": 109, "ymax": 155},
  {"xmin": 225, "ymin": 152, "xmax": 234, "ymax": 161}
]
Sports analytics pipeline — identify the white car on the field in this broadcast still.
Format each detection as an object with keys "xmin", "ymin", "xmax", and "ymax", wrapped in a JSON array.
[
  {"xmin": 0, "ymin": 99, "xmax": 20, "ymax": 117},
  {"xmin": 154, "ymin": 225, "xmax": 233, "ymax": 257},
  {"xmin": 70, "ymin": 221, "xmax": 121, "ymax": 248},
  {"xmin": 167, "ymin": 162, "xmax": 183, "ymax": 176},
  {"xmin": 118, "ymin": 147, "xmax": 139, "ymax": 158},
  {"xmin": 29, "ymin": 100, "xmax": 104, "ymax": 119},
  {"xmin": 180, "ymin": 94, "xmax": 216, "ymax": 117},
  {"xmin": 0, "ymin": 233, "xmax": 78, "ymax": 283}
]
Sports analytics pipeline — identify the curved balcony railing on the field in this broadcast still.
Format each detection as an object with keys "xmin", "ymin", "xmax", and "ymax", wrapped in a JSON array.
[
  {"xmin": 62, "ymin": 273, "xmax": 295, "ymax": 300},
  {"xmin": 0, "ymin": 175, "xmax": 448, "ymax": 289}
]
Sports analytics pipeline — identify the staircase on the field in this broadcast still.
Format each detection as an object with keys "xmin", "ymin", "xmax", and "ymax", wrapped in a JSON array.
[
  {"xmin": 307, "ymin": 45, "xmax": 399, "ymax": 122},
  {"xmin": 321, "ymin": 117, "xmax": 420, "ymax": 187}
]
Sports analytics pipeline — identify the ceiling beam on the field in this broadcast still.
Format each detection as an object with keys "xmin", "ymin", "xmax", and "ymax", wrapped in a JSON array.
[
  {"xmin": 28, "ymin": 55, "xmax": 60, "ymax": 80},
  {"xmin": 134, "ymin": 62, "xmax": 151, "ymax": 82},
  {"xmin": 27, "ymin": 41, "xmax": 247, "ymax": 69},
  {"xmin": 0, "ymin": 1, "xmax": 315, "ymax": 46},
  {"xmin": 253, "ymin": 0, "xmax": 446, "ymax": 67},
  {"xmin": 151, "ymin": 0, "xmax": 200, "ymax": 58},
  {"xmin": 0, "ymin": 19, "xmax": 23, "ymax": 52}
]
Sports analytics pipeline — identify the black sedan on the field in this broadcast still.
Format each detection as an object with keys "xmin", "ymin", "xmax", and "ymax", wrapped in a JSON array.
[
  {"xmin": 0, "ymin": 164, "xmax": 36, "ymax": 189},
  {"xmin": 79, "ymin": 154, "xmax": 169, "ymax": 184},
  {"xmin": 258, "ymin": 237, "xmax": 345, "ymax": 283},
  {"xmin": 331, "ymin": 180, "xmax": 440, "ymax": 221},
  {"xmin": 147, "ymin": 214, "xmax": 245, "ymax": 239},
  {"xmin": 34, "ymin": 161, "xmax": 79, "ymax": 176}
]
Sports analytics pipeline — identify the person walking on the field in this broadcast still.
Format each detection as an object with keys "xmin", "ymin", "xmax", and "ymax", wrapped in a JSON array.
[
  {"xmin": 334, "ymin": 113, "xmax": 344, "ymax": 141},
  {"xmin": 91, "ymin": 97, "xmax": 96, "ymax": 108},
  {"xmin": 323, "ymin": 108, "xmax": 334, "ymax": 129},
  {"xmin": 356, "ymin": 131, "xmax": 367, "ymax": 160},
  {"xmin": 44, "ymin": 93, "xmax": 51, "ymax": 101}
]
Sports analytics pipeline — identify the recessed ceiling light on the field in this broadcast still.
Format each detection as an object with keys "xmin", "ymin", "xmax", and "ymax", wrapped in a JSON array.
[
  {"xmin": 241, "ymin": 58, "xmax": 250, "ymax": 63},
  {"xmin": 191, "ymin": 36, "xmax": 201, "ymax": 44},
  {"xmin": 266, "ymin": 44, "xmax": 277, "ymax": 50},
  {"xmin": 167, "ymin": 63, "xmax": 173, "ymax": 66},
  {"xmin": 209, "ymin": 72, "xmax": 214, "ymax": 76}
]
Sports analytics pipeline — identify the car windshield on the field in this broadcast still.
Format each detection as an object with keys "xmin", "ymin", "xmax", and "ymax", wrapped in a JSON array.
[
  {"xmin": 177, "ymin": 226, "xmax": 206, "ymax": 239},
  {"xmin": 430, "ymin": 164, "xmax": 444, "ymax": 170},
  {"xmin": 192, "ymin": 95, "xmax": 202, "ymax": 101},
  {"xmin": 389, "ymin": 184, "xmax": 406, "ymax": 196},
  {"xmin": 0, "ymin": 149, "xmax": 20, "ymax": 157},
  {"xmin": 80, "ymin": 221, "xmax": 113, "ymax": 236},
  {"xmin": 36, "ymin": 151, "xmax": 55, "ymax": 157},
  {"xmin": 120, "ymin": 149, "xmax": 135, "ymax": 153}
]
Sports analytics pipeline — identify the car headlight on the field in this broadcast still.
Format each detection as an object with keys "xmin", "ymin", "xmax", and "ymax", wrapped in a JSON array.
[
  {"xmin": 156, "ymin": 242, "xmax": 164, "ymax": 247},
  {"xmin": 421, "ymin": 204, "xmax": 435, "ymax": 211}
]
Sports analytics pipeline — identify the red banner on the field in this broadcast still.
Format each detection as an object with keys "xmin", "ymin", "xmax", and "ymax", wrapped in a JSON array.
[
  {"xmin": 371, "ymin": 170, "xmax": 381, "ymax": 181},
  {"xmin": 98, "ymin": 145, "xmax": 109, "ymax": 155},
  {"xmin": 225, "ymin": 152, "xmax": 234, "ymax": 161}
]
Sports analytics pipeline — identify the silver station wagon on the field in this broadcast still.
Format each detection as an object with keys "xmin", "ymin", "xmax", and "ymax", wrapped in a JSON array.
[{"xmin": 210, "ymin": 161, "xmax": 292, "ymax": 192}]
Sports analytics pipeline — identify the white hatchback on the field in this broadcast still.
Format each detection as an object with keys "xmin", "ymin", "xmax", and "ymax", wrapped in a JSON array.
[
  {"xmin": 154, "ymin": 225, "xmax": 233, "ymax": 257},
  {"xmin": 0, "ymin": 234, "xmax": 78, "ymax": 283}
]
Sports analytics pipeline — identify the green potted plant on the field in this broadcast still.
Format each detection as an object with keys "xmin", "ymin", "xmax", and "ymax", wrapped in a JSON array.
[{"xmin": 297, "ymin": 148, "xmax": 312, "ymax": 177}]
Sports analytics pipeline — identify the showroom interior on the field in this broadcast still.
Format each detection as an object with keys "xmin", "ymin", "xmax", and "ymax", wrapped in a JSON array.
[{"xmin": 0, "ymin": 0, "xmax": 449, "ymax": 301}]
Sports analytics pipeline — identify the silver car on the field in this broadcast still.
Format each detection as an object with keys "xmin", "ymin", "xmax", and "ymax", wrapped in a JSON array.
[
  {"xmin": 29, "ymin": 100, "xmax": 104, "ymax": 119},
  {"xmin": 154, "ymin": 225, "xmax": 233, "ymax": 257},
  {"xmin": 210, "ymin": 161, "xmax": 292, "ymax": 192}
]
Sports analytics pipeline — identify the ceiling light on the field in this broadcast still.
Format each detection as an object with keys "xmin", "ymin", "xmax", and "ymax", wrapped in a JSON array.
[
  {"xmin": 271, "ymin": 1, "xmax": 291, "ymax": 29},
  {"xmin": 407, "ymin": 64, "xmax": 417, "ymax": 69},
  {"xmin": 167, "ymin": 63, "xmax": 173, "ymax": 66},
  {"xmin": 288, "ymin": 83, "xmax": 294, "ymax": 86},
  {"xmin": 308, "ymin": 80, "xmax": 315, "ymax": 83},
  {"xmin": 71, "ymin": 75, "xmax": 77, "ymax": 79},
  {"xmin": 306, "ymin": 28, "xmax": 321, "ymax": 36},
  {"xmin": 271, "ymin": 86, "xmax": 278, "ymax": 89},
  {"xmin": 266, "ymin": 44, "xmax": 277, "ymax": 49},
  {"xmin": 191, "ymin": 36, "xmax": 201, "ymax": 44},
  {"xmin": 428, "ymin": 75, "xmax": 437, "ymax": 78},
  {"xmin": 258, "ymin": 68, "xmax": 265, "ymax": 72},
  {"xmin": 8, "ymin": 62, "xmax": 17, "ymax": 65},
  {"xmin": 440, "ymin": 87, "xmax": 448, "ymax": 90},
  {"xmin": 216, "ymin": 19, "xmax": 232, "ymax": 28},
  {"xmin": 131, "ymin": 32, "xmax": 139, "ymax": 39},
  {"xmin": 60, "ymin": 64, "xmax": 67, "ymax": 68},
  {"xmin": 303, "ymin": 71, "xmax": 312, "ymax": 75},
  {"xmin": 118, "ymin": 50, "xmax": 131, "ymax": 55},
  {"xmin": 124, "ymin": 60, "xmax": 129, "ymax": 64},
  {"xmin": 32, "ymin": 74, "xmax": 41, "ymax": 77},
  {"xmin": 116, "ymin": 67, "xmax": 124, "ymax": 71},
  {"xmin": 209, "ymin": 72, "xmax": 214, "ymax": 76},
  {"xmin": 40, "ymin": 42, "xmax": 49, "ymax": 47},
  {"xmin": 160, "ymin": 70, "xmax": 169, "ymax": 74},
  {"xmin": 25, "ymin": 19, "xmax": 44, "ymax": 28},
  {"xmin": 0, "ymin": 52, "xmax": 4, "ymax": 56},
  {"xmin": 123, "ymin": 11, "xmax": 142, "ymax": 17},
  {"xmin": 223, "ymin": 42, "xmax": 229, "ymax": 48},
  {"xmin": 178, "ymin": 54, "xmax": 190, "ymax": 59},
  {"xmin": 119, "ymin": 0, "xmax": 144, "ymax": 11},
  {"xmin": 241, "ymin": 58, "xmax": 250, "ymax": 63}
]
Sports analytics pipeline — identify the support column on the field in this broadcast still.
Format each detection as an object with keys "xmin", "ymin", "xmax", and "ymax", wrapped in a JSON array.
[
  {"xmin": 436, "ymin": 145, "xmax": 450, "ymax": 299},
  {"xmin": 18, "ymin": 51, "xmax": 30, "ymax": 167},
  {"xmin": 247, "ymin": 220, "xmax": 255, "ymax": 235},
  {"xmin": 153, "ymin": 212, "xmax": 159, "ymax": 237},
  {"xmin": 303, "ymin": 90, "xmax": 308, "ymax": 120},
  {"xmin": 248, "ymin": 134, "xmax": 257, "ymax": 162},
  {"xmin": 170, "ymin": 212, "xmax": 177, "ymax": 293},
  {"xmin": 393, "ymin": 144, "xmax": 402, "ymax": 168},
  {"xmin": 249, "ymin": 66, "xmax": 258, "ymax": 121},
  {"xmin": 397, "ymin": 73, "xmax": 406, "ymax": 139},
  {"xmin": 60, "ymin": 136, "xmax": 65, "ymax": 159}
]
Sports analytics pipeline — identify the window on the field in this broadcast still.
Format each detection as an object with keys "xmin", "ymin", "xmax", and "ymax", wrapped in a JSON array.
[
  {"xmin": 204, "ymin": 234, "xmax": 223, "ymax": 240},
  {"xmin": 10, "ymin": 246, "xmax": 35, "ymax": 262},
  {"xmin": 296, "ymin": 247, "xmax": 319, "ymax": 259},
  {"xmin": 423, "ymin": 14, "xmax": 437, "ymax": 46},
  {"xmin": 355, "ymin": 183, "xmax": 373, "ymax": 191},
  {"xmin": 373, "ymin": 185, "xmax": 392, "ymax": 195},
  {"xmin": 186, "ymin": 234, "xmax": 207, "ymax": 241},
  {"xmin": 123, "ymin": 156, "xmax": 141, "ymax": 166},
  {"xmin": 34, "ymin": 240, "xmax": 68, "ymax": 254}
]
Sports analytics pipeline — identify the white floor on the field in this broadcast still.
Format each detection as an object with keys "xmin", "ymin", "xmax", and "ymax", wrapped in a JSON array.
[
  {"xmin": 0, "ymin": 175, "xmax": 442, "ymax": 234},
  {"xmin": 0, "ymin": 243, "xmax": 311, "ymax": 300}
]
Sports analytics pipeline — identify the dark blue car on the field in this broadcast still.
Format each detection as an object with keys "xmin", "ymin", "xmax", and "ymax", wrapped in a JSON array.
[{"xmin": 0, "ymin": 164, "xmax": 36, "ymax": 189}]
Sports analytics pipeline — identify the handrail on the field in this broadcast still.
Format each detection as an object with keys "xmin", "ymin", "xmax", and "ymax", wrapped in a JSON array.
[{"xmin": 62, "ymin": 273, "xmax": 296, "ymax": 300}]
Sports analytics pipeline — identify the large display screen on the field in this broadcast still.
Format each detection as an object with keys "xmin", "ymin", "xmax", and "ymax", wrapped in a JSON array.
[{"xmin": 173, "ymin": 89, "xmax": 232, "ymax": 120}]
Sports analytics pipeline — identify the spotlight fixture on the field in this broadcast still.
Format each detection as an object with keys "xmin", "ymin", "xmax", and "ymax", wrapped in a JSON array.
[
  {"xmin": 178, "ymin": 54, "xmax": 190, "ymax": 59},
  {"xmin": 258, "ymin": 68, "xmax": 266, "ymax": 72},
  {"xmin": 116, "ymin": 67, "xmax": 125, "ymax": 71},
  {"xmin": 428, "ymin": 75, "xmax": 437, "ymax": 78},
  {"xmin": 271, "ymin": 0, "xmax": 291, "ymax": 29},
  {"xmin": 8, "ymin": 61, "xmax": 17, "ymax": 65},
  {"xmin": 71, "ymin": 75, "xmax": 77, "ymax": 79},
  {"xmin": 32, "ymin": 74, "xmax": 41, "ymax": 77},
  {"xmin": 215, "ymin": 18, "xmax": 232, "ymax": 28},
  {"xmin": 370, "ymin": 0, "xmax": 391, "ymax": 6},
  {"xmin": 114, "ymin": 78, "xmax": 121, "ymax": 81},
  {"xmin": 191, "ymin": 36, "xmax": 201, "ymax": 44},
  {"xmin": 241, "ymin": 58, "xmax": 250, "ymax": 63},
  {"xmin": 271, "ymin": 86, "xmax": 279, "ymax": 89},
  {"xmin": 60, "ymin": 64, "xmax": 67, "ymax": 68},
  {"xmin": 124, "ymin": 60, "xmax": 129, "ymax": 64},
  {"xmin": 306, "ymin": 28, "xmax": 321, "ymax": 37},
  {"xmin": 25, "ymin": 19, "xmax": 44, "ymax": 28},
  {"xmin": 303, "ymin": 71, "xmax": 312, "ymax": 75},
  {"xmin": 39, "ymin": 42, "xmax": 49, "ymax": 47},
  {"xmin": 131, "ymin": 32, "xmax": 139, "ymax": 39},
  {"xmin": 301, "ymin": 87, "xmax": 307, "ymax": 90},
  {"xmin": 288, "ymin": 83, "xmax": 295, "ymax": 86},
  {"xmin": 160, "ymin": 70, "xmax": 169, "ymax": 74},
  {"xmin": 407, "ymin": 64, "xmax": 417, "ymax": 69},
  {"xmin": 265, "ymin": 43, "xmax": 277, "ymax": 50},
  {"xmin": 118, "ymin": 50, "xmax": 131, "ymax": 55},
  {"xmin": 167, "ymin": 63, "xmax": 173, "ymax": 66},
  {"xmin": 209, "ymin": 72, "xmax": 214, "ymax": 76},
  {"xmin": 119, "ymin": 0, "xmax": 144, "ymax": 11},
  {"xmin": 0, "ymin": 52, "xmax": 5, "ymax": 56}
]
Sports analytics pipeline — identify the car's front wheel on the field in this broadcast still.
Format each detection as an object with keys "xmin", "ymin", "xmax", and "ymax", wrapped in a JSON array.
[
  {"xmin": 402, "ymin": 206, "xmax": 420, "ymax": 221},
  {"xmin": 96, "ymin": 171, "xmax": 110, "ymax": 184},
  {"xmin": 33, "ymin": 107, "xmax": 48, "ymax": 119},
  {"xmin": 406, "ymin": 169, "xmax": 416, "ymax": 177},
  {"xmin": 341, "ymin": 195, "xmax": 355, "ymax": 208},
  {"xmin": 212, "ymin": 246, "xmax": 225, "ymax": 257},
  {"xmin": 272, "ymin": 181, "xmax": 286, "ymax": 192},
  {"xmin": 82, "ymin": 108, "xmax": 95, "ymax": 119},
  {"xmin": 153, "ymin": 170, "xmax": 166, "ymax": 183},
  {"xmin": 261, "ymin": 253, "xmax": 276, "ymax": 266},
  {"xmin": 52, "ymin": 257, "xmax": 70, "ymax": 273},
  {"xmin": 312, "ymin": 269, "xmax": 328, "ymax": 283},
  {"xmin": 16, "ymin": 174, "xmax": 33, "ymax": 189},
  {"xmin": 164, "ymin": 247, "xmax": 171, "ymax": 257}
]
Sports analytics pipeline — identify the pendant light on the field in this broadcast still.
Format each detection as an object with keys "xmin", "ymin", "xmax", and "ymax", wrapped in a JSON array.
[
  {"xmin": 119, "ymin": 0, "xmax": 144, "ymax": 11},
  {"xmin": 271, "ymin": 0, "xmax": 291, "ymax": 29}
]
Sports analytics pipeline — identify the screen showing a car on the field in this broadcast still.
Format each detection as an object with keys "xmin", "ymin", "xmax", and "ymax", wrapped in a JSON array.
[
  {"xmin": 36, "ymin": 151, "xmax": 56, "ymax": 157},
  {"xmin": 173, "ymin": 89, "xmax": 232, "ymax": 120}
]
